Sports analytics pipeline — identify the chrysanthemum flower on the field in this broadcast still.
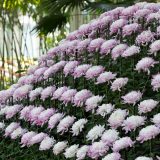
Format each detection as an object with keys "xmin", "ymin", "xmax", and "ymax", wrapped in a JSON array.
[
  {"xmin": 71, "ymin": 119, "xmax": 88, "ymax": 136},
  {"xmin": 87, "ymin": 141, "xmax": 108, "ymax": 159},
  {"xmin": 53, "ymin": 141, "xmax": 68, "ymax": 155},
  {"xmin": 138, "ymin": 99, "xmax": 159, "ymax": 114},
  {"xmin": 101, "ymin": 129, "xmax": 119, "ymax": 146},
  {"xmin": 64, "ymin": 144, "xmax": 79, "ymax": 159},
  {"xmin": 112, "ymin": 137, "xmax": 134, "ymax": 152},
  {"xmin": 122, "ymin": 116, "xmax": 146, "ymax": 133},
  {"xmin": 122, "ymin": 91, "xmax": 142, "ymax": 105},
  {"xmin": 86, "ymin": 125, "xmax": 105, "ymax": 142},
  {"xmin": 135, "ymin": 57, "xmax": 158, "ymax": 74},
  {"xmin": 137, "ymin": 125, "xmax": 160, "ymax": 143}
]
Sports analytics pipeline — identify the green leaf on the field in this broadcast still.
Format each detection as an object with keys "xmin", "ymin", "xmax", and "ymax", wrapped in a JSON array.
[
  {"xmin": 33, "ymin": 12, "xmax": 68, "ymax": 35},
  {"xmin": 15, "ymin": 69, "xmax": 26, "ymax": 73}
]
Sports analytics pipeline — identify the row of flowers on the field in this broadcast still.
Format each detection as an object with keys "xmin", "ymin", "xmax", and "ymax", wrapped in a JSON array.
[
  {"xmin": 0, "ymin": 121, "xmax": 159, "ymax": 160},
  {"xmin": 0, "ymin": 103, "xmax": 160, "ymax": 141},
  {"xmin": 1, "ymin": 57, "xmax": 160, "ymax": 106}
]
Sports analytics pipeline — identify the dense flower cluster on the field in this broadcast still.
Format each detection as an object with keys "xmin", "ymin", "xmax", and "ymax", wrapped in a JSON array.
[{"xmin": 0, "ymin": 2, "xmax": 160, "ymax": 160}]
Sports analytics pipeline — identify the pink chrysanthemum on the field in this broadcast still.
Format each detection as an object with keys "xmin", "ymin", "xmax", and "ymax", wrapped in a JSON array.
[
  {"xmin": 29, "ymin": 106, "xmax": 45, "ymax": 123},
  {"xmin": 149, "ymin": 40, "xmax": 160, "ymax": 56},
  {"xmin": 110, "ymin": 19, "xmax": 127, "ymax": 34},
  {"xmin": 138, "ymin": 99, "xmax": 159, "ymax": 114},
  {"xmin": 87, "ymin": 141, "xmax": 108, "ymax": 159},
  {"xmin": 34, "ymin": 108, "xmax": 55, "ymax": 126},
  {"xmin": 73, "ymin": 64, "xmax": 92, "ymax": 79},
  {"xmin": 57, "ymin": 116, "xmax": 76, "ymax": 134},
  {"xmin": 111, "ymin": 44, "xmax": 128, "ymax": 60},
  {"xmin": 136, "ymin": 30, "xmax": 154, "ymax": 46},
  {"xmin": 137, "ymin": 125, "xmax": 160, "ymax": 143},
  {"xmin": 122, "ymin": 116, "xmax": 146, "ymax": 133},
  {"xmin": 73, "ymin": 89, "xmax": 93, "ymax": 107},
  {"xmin": 121, "ymin": 6, "xmax": 139, "ymax": 18},
  {"xmin": 111, "ymin": 77, "xmax": 128, "ymax": 91},
  {"xmin": 85, "ymin": 66, "xmax": 105, "ymax": 80},
  {"xmin": 122, "ymin": 45, "xmax": 140, "ymax": 57},
  {"xmin": 21, "ymin": 131, "xmax": 37, "ymax": 147},
  {"xmin": 134, "ymin": 9, "xmax": 152, "ymax": 20},
  {"xmin": 34, "ymin": 67, "xmax": 48, "ymax": 82},
  {"xmin": 41, "ymin": 86, "xmax": 56, "ymax": 101},
  {"xmin": 20, "ymin": 105, "xmax": 34, "ymax": 120},
  {"xmin": 101, "ymin": 129, "xmax": 119, "ymax": 146},
  {"xmin": 60, "ymin": 89, "xmax": 77, "ymax": 105},
  {"xmin": 13, "ymin": 85, "xmax": 33, "ymax": 101},
  {"xmin": 122, "ymin": 90, "xmax": 142, "ymax": 105},
  {"xmin": 102, "ymin": 152, "xmax": 121, "ymax": 160},
  {"xmin": 88, "ymin": 38, "xmax": 105, "ymax": 53},
  {"xmin": 28, "ymin": 132, "xmax": 47, "ymax": 146},
  {"xmin": 135, "ymin": 57, "xmax": 158, "ymax": 74},
  {"xmin": 64, "ymin": 61, "xmax": 79, "ymax": 77},
  {"xmin": 100, "ymin": 39, "xmax": 119, "ymax": 55},
  {"xmin": 48, "ymin": 113, "xmax": 64, "ymax": 129},
  {"xmin": 52, "ymin": 86, "xmax": 69, "ymax": 100},
  {"xmin": 77, "ymin": 39, "xmax": 91, "ymax": 53},
  {"xmin": 96, "ymin": 71, "xmax": 117, "ymax": 84},
  {"xmin": 122, "ymin": 23, "xmax": 140, "ymax": 36},
  {"xmin": 112, "ymin": 137, "xmax": 134, "ymax": 152},
  {"xmin": 151, "ymin": 73, "xmax": 160, "ymax": 91}
]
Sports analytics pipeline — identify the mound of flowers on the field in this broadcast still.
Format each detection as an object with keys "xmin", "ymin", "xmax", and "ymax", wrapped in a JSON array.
[{"xmin": 0, "ymin": 2, "xmax": 160, "ymax": 160}]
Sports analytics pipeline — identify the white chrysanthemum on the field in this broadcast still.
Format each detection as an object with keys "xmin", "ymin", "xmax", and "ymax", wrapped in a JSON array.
[
  {"xmin": 101, "ymin": 129, "xmax": 119, "ymax": 146},
  {"xmin": 71, "ymin": 119, "xmax": 88, "ymax": 136},
  {"xmin": 0, "ymin": 122, "xmax": 5, "ymax": 130},
  {"xmin": 64, "ymin": 144, "xmax": 79, "ymax": 158},
  {"xmin": 138, "ymin": 99, "xmax": 159, "ymax": 114},
  {"xmin": 76, "ymin": 145, "xmax": 89, "ymax": 160},
  {"xmin": 5, "ymin": 104, "xmax": 22, "ymax": 119},
  {"xmin": 152, "ymin": 113, "xmax": 160, "ymax": 127},
  {"xmin": 96, "ymin": 103, "xmax": 115, "ymax": 117},
  {"xmin": 5, "ymin": 122, "xmax": 20, "ymax": 137},
  {"xmin": 10, "ymin": 127, "xmax": 27, "ymax": 139},
  {"xmin": 0, "ymin": 106, "xmax": 9, "ymax": 116},
  {"xmin": 39, "ymin": 137, "xmax": 55, "ymax": 150},
  {"xmin": 108, "ymin": 109, "xmax": 128, "ymax": 129},
  {"xmin": 53, "ymin": 141, "xmax": 68, "ymax": 155},
  {"xmin": 135, "ymin": 156, "xmax": 153, "ymax": 160},
  {"xmin": 86, "ymin": 125, "xmax": 105, "ymax": 142},
  {"xmin": 85, "ymin": 96, "xmax": 104, "ymax": 112}
]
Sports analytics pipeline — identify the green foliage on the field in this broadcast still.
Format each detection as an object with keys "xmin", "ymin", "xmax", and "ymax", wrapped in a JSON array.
[{"xmin": 33, "ymin": 12, "xmax": 68, "ymax": 34}]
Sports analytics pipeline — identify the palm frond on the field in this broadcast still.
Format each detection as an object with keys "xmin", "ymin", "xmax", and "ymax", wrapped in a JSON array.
[
  {"xmin": 33, "ymin": 12, "xmax": 68, "ymax": 35},
  {"xmin": 41, "ymin": 0, "xmax": 88, "ymax": 13}
]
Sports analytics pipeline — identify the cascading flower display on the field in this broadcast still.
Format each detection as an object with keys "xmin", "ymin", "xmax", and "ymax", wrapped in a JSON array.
[{"xmin": 0, "ymin": 2, "xmax": 160, "ymax": 160}]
